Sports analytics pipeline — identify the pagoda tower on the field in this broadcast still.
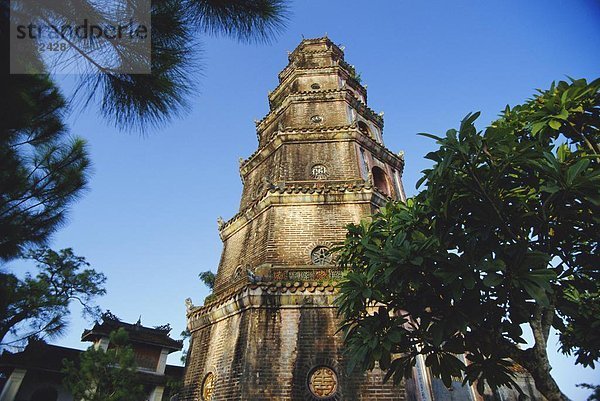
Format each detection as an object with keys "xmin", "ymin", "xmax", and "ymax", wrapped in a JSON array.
[{"xmin": 181, "ymin": 37, "xmax": 407, "ymax": 401}]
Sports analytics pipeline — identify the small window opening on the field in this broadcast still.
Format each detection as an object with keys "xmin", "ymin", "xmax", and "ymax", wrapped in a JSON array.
[
  {"xmin": 357, "ymin": 121, "xmax": 371, "ymax": 138},
  {"xmin": 372, "ymin": 166, "xmax": 392, "ymax": 197}
]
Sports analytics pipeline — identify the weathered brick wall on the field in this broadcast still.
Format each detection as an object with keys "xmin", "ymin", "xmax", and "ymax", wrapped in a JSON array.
[
  {"xmin": 213, "ymin": 209, "xmax": 273, "ymax": 292},
  {"xmin": 266, "ymin": 202, "xmax": 367, "ymax": 267},
  {"xmin": 181, "ymin": 323, "xmax": 213, "ymax": 401},
  {"xmin": 266, "ymin": 72, "xmax": 341, "ymax": 115},
  {"xmin": 257, "ymin": 98, "xmax": 353, "ymax": 143},
  {"xmin": 241, "ymin": 137, "xmax": 362, "ymax": 209},
  {"xmin": 279, "ymin": 141, "xmax": 360, "ymax": 182},
  {"xmin": 281, "ymin": 99, "xmax": 350, "ymax": 129},
  {"xmin": 216, "ymin": 200, "xmax": 370, "ymax": 289},
  {"xmin": 182, "ymin": 296, "xmax": 406, "ymax": 401},
  {"xmin": 239, "ymin": 153, "xmax": 277, "ymax": 209},
  {"xmin": 294, "ymin": 73, "xmax": 341, "ymax": 93}
]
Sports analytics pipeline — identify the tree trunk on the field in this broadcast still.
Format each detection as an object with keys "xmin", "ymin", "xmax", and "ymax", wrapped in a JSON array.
[
  {"xmin": 517, "ymin": 349, "xmax": 572, "ymax": 401},
  {"xmin": 513, "ymin": 304, "xmax": 572, "ymax": 401}
]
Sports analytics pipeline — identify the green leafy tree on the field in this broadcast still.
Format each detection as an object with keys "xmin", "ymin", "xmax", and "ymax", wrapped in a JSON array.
[
  {"xmin": 179, "ymin": 328, "xmax": 191, "ymax": 364},
  {"xmin": 63, "ymin": 328, "xmax": 146, "ymax": 401},
  {"xmin": 0, "ymin": 247, "xmax": 106, "ymax": 346},
  {"xmin": 336, "ymin": 78, "xmax": 599, "ymax": 401},
  {"xmin": 199, "ymin": 270, "xmax": 216, "ymax": 290}
]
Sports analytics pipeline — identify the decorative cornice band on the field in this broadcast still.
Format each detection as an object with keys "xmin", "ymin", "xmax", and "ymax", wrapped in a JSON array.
[{"xmin": 186, "ymin": 284, "xmax": 339, "ymax": 332}]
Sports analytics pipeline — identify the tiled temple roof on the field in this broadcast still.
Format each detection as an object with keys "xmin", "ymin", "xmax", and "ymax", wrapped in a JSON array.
[
  {"xmin": 82, "ymin": 314, "xmax": 182, "ymax": 351},
  {"xmin": 0, "ymin": 341, "xmax": 82, "ymax": 373}
]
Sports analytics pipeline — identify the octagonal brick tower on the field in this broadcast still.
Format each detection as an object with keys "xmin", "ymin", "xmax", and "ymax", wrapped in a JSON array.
[{"xmin": 181, "ymin": 37, "xmax": 407, "ymax": 401}]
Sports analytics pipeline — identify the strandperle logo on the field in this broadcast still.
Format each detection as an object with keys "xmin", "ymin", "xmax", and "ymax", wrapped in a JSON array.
[
  {"xmin": 10, "ymin": 0, "xmax": 151, "ymax": 74},
  {"xmin": 15, "ymin": 19, "xmax": 149, "ymax": 40}
]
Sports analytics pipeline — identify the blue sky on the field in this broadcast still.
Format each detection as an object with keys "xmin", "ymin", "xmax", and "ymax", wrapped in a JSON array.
[{"xmin": 10, "ymin": 0, "xmax": 600, "ymax": 399}]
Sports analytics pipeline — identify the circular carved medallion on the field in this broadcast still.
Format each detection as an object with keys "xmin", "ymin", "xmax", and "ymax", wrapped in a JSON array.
[
  {"xmin": 311, "ymin": 164, "xmax": 328, "ymax": 180},
  {"xmin": 202, "ymin": 372, "xmax": 215, "ymax": 401},
  {"xmin": 311, "ymin": 246, "xmax": 333, "ymax": 266},
  {"xmin": 308, "ymin": 366, "xmax": 338, "ymax": 398},
  {"xmin": 310, "ymin": 115, "xmax": 323, "ymax": 124}
]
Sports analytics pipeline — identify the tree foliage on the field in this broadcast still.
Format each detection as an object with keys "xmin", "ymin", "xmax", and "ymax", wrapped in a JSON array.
[
  {"xmin": 1, "ymin": 0, "xmax": 288, "ymax": 253},
  {"xmin": 2, "ymin": 0, "xmax": 288, "ymax": 131},
  {"xmin": 336, "ymin": 78, "xmax": 600, "ymax": 401},
  {"xmin": 0, "ymin": 247, "xmax": 106, "ymax": 346},
  {"xmin": 578, "ymin": 384, "xmax": 600, "ymax": 401},
  {"xmin": 179, "ymin": 328, "xmax": 191, "ymax": 364},
  {"xmin": 63, "ymin": 328, "xmax": 146, "ymax": 401},
  {"xmin": 0, "ymin": 73, "xmax": 91, "ymax": 261},
  {"xmin": 199, "ymin": 270, "xmax": 215, "ymax": 290}
]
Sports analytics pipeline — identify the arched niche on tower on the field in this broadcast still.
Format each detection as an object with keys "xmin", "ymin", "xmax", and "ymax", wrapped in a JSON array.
[
  {"xmin": 371, "ymin": 166, "xmax": 393, "ymax": 198},
  {"xmin": 357, "ymin": 121, "xmax": 371, "ymax": 138}
]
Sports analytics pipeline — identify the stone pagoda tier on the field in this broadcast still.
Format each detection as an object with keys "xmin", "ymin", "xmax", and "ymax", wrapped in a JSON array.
[{"xmin": 181, "ymin": 37, "xmax": 407, "ymax": 401}]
